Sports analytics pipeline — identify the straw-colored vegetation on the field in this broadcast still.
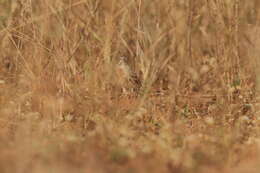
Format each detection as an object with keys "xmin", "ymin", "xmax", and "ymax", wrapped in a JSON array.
[{"xmin": 0, "ymin": 0, "xmax": 260, "ymax": 172}]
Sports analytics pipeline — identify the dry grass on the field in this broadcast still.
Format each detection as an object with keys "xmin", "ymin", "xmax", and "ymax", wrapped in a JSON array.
[{"xmin": 0, "ymin": 0, "xmax": 260, "ymax": 172}]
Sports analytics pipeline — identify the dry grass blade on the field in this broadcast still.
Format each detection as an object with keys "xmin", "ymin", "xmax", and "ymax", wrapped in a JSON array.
[{"xmin": 0, "ymin": 0, "xmax": 260, "ymax": 173}]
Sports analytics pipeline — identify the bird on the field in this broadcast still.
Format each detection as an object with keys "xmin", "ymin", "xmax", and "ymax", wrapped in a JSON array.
[{"xmin": 115, "ymin": 56, "xmax": 141, "ymax": 95}]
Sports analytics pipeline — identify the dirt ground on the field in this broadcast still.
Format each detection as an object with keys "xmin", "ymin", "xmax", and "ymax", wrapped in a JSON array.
[{"xmin": 0, "ymin": 1, "xmax": 260, "ymax": 173}]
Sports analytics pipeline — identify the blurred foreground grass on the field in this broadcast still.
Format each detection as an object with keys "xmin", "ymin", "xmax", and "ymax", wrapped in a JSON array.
[{"xmin": 0, "ymin": 0, "xmax": 260, "ymax": 173}]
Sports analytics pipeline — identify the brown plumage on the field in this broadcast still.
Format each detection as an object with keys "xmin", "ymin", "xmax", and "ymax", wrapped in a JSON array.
[{"xmin": 115, "ymin": 57, "xmax": 141, "ymax": 95}]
